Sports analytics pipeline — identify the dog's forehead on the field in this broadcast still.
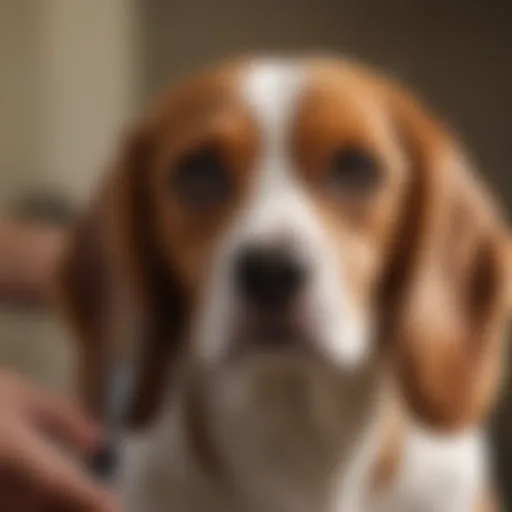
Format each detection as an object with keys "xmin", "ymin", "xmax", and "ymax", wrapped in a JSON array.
[
  {"xmin": 233, "ymin": 59, "xmax": 389, "ymax": 150},
  {"xmin": 148, "ymin": 58, "xmax": 388, "ymax": 145}
]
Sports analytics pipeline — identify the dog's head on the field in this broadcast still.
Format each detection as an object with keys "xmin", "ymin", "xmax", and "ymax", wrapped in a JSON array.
[{"xmin": 56, "ymin": 57, "xmax": 510, "ymax": 433}]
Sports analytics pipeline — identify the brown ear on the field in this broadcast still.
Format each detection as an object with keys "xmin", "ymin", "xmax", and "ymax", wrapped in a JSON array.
[
  {"xmin": 384, "ymin": 90, "xmax": 510, "ymax": 431},
  {"xmin": 56, "ymin": 129, "xmax": 188, "ymax": 429}
]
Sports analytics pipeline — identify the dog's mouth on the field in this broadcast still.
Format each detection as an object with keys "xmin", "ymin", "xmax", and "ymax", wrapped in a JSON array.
[{"xmin": 229, "ymin": 313, "xmax": 315, "ymax": 358}]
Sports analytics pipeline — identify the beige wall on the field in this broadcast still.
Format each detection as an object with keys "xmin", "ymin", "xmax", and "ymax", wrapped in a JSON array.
[
  {"xmin": 0, "ymin": 0, "xmax": 138, "ymax": 394},
  {"xmin": 39, "ymin": 0, "xmax": 138, "ymax": 205},
  {"xmin": 0, "ymin": 1, "xmax": 40, "ymax": 206},
  {"xmin": 0, "ymin": 0, "xmax": 138, "ymax": 209}
]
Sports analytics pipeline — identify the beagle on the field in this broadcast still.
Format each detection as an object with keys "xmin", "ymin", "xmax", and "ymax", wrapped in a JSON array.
[{"xmin": 56, "ymin": 56, "xmax": 510, "ymax": 512}]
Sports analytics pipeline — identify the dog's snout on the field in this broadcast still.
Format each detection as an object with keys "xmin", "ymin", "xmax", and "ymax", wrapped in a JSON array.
[{"xmin": 233, "ymin": 245, "xmax": 307, "ymax": 310}]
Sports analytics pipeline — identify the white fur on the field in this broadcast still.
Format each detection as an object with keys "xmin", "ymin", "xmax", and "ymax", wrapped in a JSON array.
[{"xmin": 370, "ymin": 424, "xmax": 488, "ymax": 512}]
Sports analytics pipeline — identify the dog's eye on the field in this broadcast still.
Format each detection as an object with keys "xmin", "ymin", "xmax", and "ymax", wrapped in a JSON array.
[
  {"xmin": 326, "ymin": 147, "xmax": 381, "ymax": 197},
  {"xmin": 171, "ymin": 146, "xmax": 231, "ymax": 208}
]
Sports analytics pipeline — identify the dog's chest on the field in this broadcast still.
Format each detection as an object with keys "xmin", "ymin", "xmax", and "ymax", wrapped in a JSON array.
[
  {"xmin": 118, "ymin": 410, "xmax": 489, "ymax": 512},
  {"xmin": 119, "ymin": 432, "xmax": 375, "ymax": 512},
  {"xmin": 118, "ymin": 383, "xmax": 380, "ymax": 512}
]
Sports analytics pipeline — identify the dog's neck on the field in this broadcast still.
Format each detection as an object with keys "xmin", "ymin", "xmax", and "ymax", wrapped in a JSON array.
[{"xmin": 135, "ymin": 354, "xmax": 387, "ymax": 512}]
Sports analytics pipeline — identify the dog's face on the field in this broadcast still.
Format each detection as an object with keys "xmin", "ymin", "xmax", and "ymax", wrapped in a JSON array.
[
  {"xmin": 57, "ymin": 57, "xmax": 510, "ymax": 433},
  {"xmin": 156, "ymin": 62, "xmax": 405, "ymax": 370}
]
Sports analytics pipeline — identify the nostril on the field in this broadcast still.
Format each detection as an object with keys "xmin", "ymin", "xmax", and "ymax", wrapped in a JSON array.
[{"xmin": 234, "ymin": 245, "xmax": 307, "ymax": 309}]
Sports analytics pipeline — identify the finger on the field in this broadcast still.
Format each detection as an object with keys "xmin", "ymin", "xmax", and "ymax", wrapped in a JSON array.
[
  {"xmin": 0, "ymin": 372, "xmax": 103, "ymax": 453},
  {"xmin": 23, "ymin": 387, "xmax": 103, "ymax": 453},
  {"xmin": 5, "ymin": 422, "xmax": 118, "ymax": 512}
]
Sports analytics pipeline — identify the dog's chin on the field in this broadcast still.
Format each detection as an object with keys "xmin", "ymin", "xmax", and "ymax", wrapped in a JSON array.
[
  {"xmin": 213, "ymin": 325, "xmax": 349, "ymax": 413},
  {"xmin": 209, "ymin": 344, "xmax": 345, "ymax": 429}
]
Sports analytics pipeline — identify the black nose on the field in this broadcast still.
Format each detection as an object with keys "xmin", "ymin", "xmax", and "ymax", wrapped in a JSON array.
[{"xmin": 234, "ymin": 245, "xmax": 307, "ymax": 310}]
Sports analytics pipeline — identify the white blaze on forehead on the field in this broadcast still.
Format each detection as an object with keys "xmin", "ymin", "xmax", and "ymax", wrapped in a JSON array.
[
  {"xmin": 238, "ymin": 61, "xmax": 313, "ymax": 243},
  {"xmin": 242, "ymin": 60, "xmax": 305, "ymax": 151}
]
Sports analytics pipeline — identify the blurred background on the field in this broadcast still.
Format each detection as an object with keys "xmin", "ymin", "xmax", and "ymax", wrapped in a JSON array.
[{"xmin": 0, "ymin": 0, "xmax": 510, "ymax": 506}]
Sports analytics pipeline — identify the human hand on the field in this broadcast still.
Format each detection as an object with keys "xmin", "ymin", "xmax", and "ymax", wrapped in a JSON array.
[{"xmin": 0, "ymin": 371, "xmax": 119, "ymax": 511}]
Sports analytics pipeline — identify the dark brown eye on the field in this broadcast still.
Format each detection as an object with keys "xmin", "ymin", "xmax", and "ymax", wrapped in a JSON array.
[
  {"xmin": 326, "ymin": 147, "xmax": 381, "ymax": 197},
  {"xmin": 171, "ymin": 145, "xmax": 231, "ymax": 208}
]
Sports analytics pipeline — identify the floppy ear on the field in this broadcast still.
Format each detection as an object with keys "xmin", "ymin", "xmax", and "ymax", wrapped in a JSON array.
[
  {"xmin": 383, "ymin": 91, "xmax": 510, "ymax": 431},
  {"xmin": 56, "ymin": 128, "xmax": 188, "ymax": 429}
]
